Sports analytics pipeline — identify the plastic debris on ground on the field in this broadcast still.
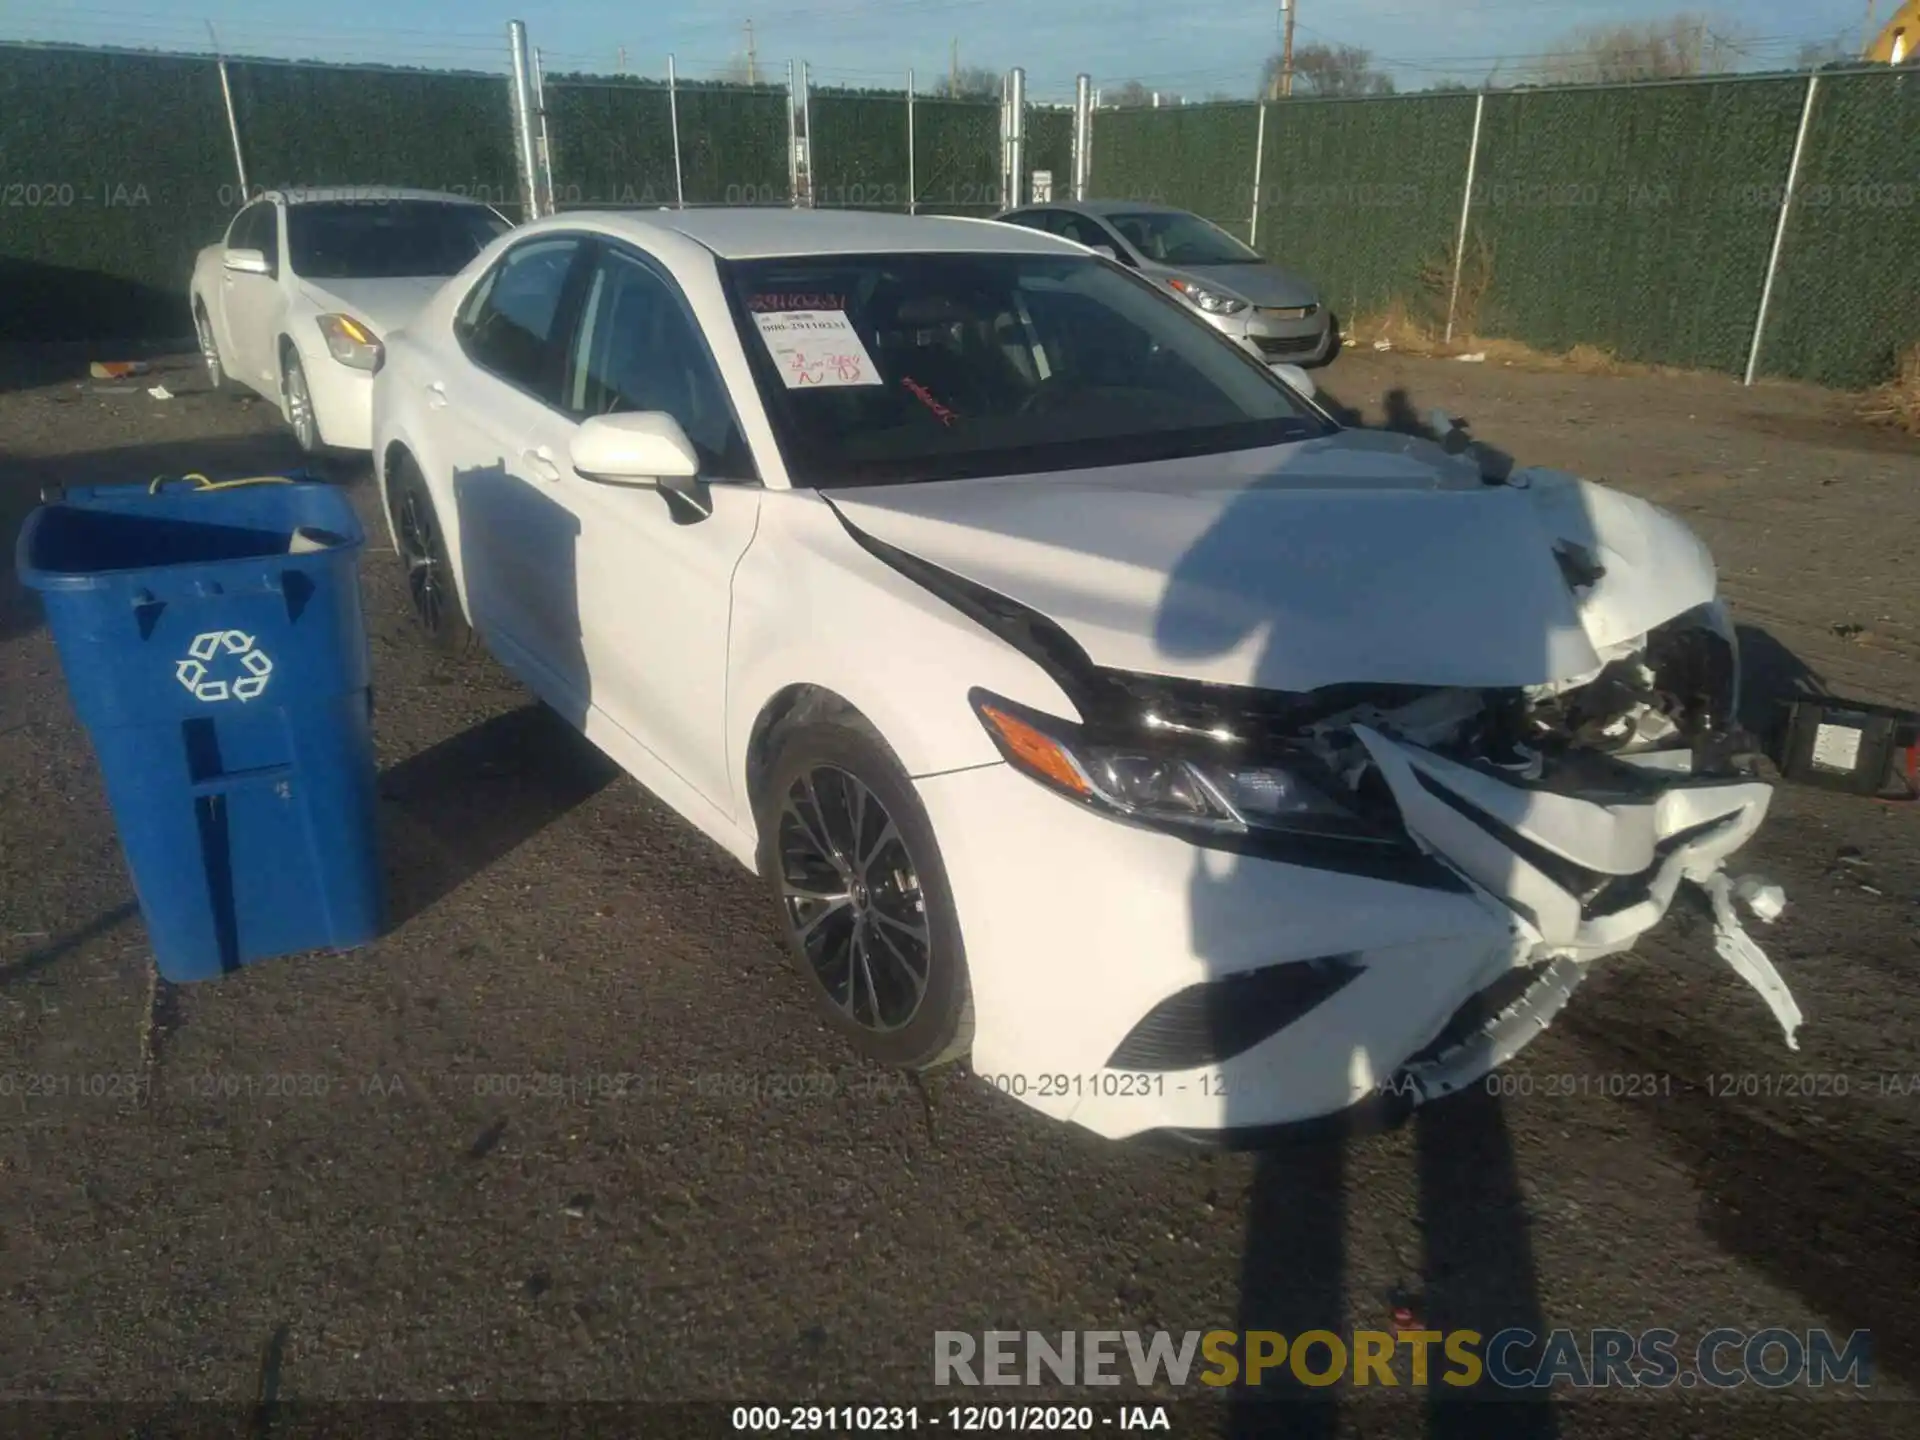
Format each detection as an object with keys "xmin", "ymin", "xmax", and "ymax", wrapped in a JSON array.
[
  {"xmin": 1373, "ymin": 338, "xmax": 1393, "ymax": 351},
  {"xmin": 88, "ymin": 360, "xmax": 150, "ymax": 379},
  {"xmin": 146, "ymin": 385, "xmax": 173, "ymax": 400},
  {"xmin": 1692, "ymin": 867, "xmax": 1803, "ymax": 1050},
  {"xmin": 1456, "ymin": 351, "xmax": 1488, "ymax": 363},
  {"xmin": 1733, "ymin": 874, "xmax": 1787, "ymax": 924}
]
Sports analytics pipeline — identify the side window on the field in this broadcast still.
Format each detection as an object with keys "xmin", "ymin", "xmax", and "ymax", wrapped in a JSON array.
[
  {"xmin": 228, "ymin": 203, "xmax": 267, "ymax": 254},
  {"xmin": 257, "ymin": 203, "xmax": 282, "ymax": 277},
  {"xmin": 561, "ymin": 248, "xmax": 755, "ymax": 480},
  {"xmin": 455, "ymin": 236, "xmax": 583, "ymax": 399},
  {"xmin": 1072, "ymin": 216, "xmax": 1135, "ymax": 263},
  {"xmin": 999, "ymin": 210, "xmax": 1050, "ymax": 232}
]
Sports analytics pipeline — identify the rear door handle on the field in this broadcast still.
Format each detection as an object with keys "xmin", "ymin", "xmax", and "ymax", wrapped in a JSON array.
[
  {"xmin": 522, "ymin": 446, "xmax": 562, "ymax": 481},
  {"xmin": 425, "ymin": 382, "xmax": 448, "ymax": 409}
]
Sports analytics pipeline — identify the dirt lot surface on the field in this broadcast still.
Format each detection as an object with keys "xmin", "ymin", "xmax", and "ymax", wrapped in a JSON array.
[{"xmin": 2, "ymin": 343, "xmax": 1918, "ymax": 1437}]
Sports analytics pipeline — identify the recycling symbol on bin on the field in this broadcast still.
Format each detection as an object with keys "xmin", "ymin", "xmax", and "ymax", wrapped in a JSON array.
[{"xmin": 175, "ymin": 629, "xmax": 274, "ymax": 703}]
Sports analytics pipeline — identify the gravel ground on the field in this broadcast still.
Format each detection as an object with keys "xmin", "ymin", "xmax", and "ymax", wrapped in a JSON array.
[{"xmin": 2, "ymin": 343, "xmax": 1917, "ymax": 1438}]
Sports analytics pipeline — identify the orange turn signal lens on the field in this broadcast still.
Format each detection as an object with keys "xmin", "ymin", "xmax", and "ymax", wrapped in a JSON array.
[{"xmin": 978, "ymin": 704, "xmax": 1091, "ymax": 797}]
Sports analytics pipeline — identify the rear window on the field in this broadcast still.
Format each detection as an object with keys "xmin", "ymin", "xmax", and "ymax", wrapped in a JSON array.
[{"xmin": 287, "ymin": 201, "xmax": 510, "ymax": 280}]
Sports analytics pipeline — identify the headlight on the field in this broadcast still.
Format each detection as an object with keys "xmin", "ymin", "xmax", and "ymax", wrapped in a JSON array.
[
  {"xmin": 316, "ymin": 313, "xmax": 384, "ymax": 370},
  {"xmin": 1167, "ymin": 278, "xmax": 1248, "ymax": 315},
  {"xmin": 971, "ymin": 691, "xmax": 1366, "ymax": 840}
]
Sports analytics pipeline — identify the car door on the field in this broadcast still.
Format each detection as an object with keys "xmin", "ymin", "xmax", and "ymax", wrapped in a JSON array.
[
  {"xmin": 220, "ymin": 201, "xmax": 286, "ymax": 393},
  {"xmin": 551, "ymin": 241, "xmax": 763, "ymax": 813},
  {"xmin": 435, "ymin": 233, "xmax": 597, "ymax": 706}
]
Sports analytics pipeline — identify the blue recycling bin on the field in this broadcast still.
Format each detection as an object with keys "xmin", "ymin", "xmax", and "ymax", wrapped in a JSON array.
[{"xmin": 17, "ymin": 477, "xmax": 383, "ymax": 981}]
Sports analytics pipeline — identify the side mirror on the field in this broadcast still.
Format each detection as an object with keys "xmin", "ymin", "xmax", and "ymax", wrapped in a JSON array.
[
  {"xmin": 571, "ymin": 412, "xmax": 701, "ymax": 486},
  {"xmin": 223, "ymin": 247, "xmax": 271, "ymax": 276},
  {"xmin": 1270, "ymin": 362, "xmax": 1316, "ymax": 400}
]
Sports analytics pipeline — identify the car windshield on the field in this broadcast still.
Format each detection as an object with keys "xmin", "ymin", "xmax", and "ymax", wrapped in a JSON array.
[
  {"xmin": 287, "ymin": 201, "xmax": 509, "ymax": 280},
  {"xmin": 1106, "ymin": 211, "xmax": 1262, "ymax": 266},
  {"xmin": 722, "ymin": 253, "xmax": 1330, "ymax": 487}
]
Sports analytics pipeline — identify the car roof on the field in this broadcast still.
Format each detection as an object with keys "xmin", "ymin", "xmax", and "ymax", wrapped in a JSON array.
[
  {"xmin": 556, "ymin": 207, "xmax": 1088, "ymax": 259},
  {"xmin": 1008, "ymin": 198, "xmax": 1191, "ymax": 218},
  {"xmin": 270, "ymin": 187, "xmax": 494, "ymax": 207}
]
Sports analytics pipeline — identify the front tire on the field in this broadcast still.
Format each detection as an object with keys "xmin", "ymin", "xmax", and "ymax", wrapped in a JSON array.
[
  {"xmin": 386, "ymin": 454, "xmax": 475, "ymax": 659},
  {"xmin": 282, "ymin": 346, "xmax": 323, "ymax": 454},
  {"xmin": 757, "ymin": 718, "xmax": 974, "ymax": 1070}
]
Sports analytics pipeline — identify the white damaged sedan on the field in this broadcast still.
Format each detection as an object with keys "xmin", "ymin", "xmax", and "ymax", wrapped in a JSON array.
[{"xmin": 372, "ymin": 209, "xmax": 1801, "ymax": 1142}]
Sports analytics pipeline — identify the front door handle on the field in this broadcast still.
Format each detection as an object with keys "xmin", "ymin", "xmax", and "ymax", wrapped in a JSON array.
[
  {"xmin": 522, "ymin": 446, "xmax": 562, "ymax": 481},
  {"xmin": 425, "ymin": 382, "xmax": 448, "ymax": 409}
]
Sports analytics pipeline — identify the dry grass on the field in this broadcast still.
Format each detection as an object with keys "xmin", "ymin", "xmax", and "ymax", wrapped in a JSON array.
[
  {"xmin": 1859, "ymin": 344, "xmax": 1920, "ymax": 435},
  {"xmin": 1342, "ymin": 306, "xmax": 1645, "ymax": 377}
]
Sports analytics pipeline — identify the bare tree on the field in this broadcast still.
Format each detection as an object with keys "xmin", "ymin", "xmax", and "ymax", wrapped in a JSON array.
[
  {"xmin": 1262, "ymin": 43, "xmax": 1394, "ymax": 97},
  {"xmin": 1532, "ymin": 15, "xmax": 1727, "ymax": 84},
  {"xmin": 1794, "ymin": 36, "xmax": 1853, "ymax": 70},
  {"xmin": 1108, "ymin": 79, "xmax": 1153, "ymax": 108},
  {"xmin": 947, "ymin": 65, "xmax": 1002, "ymax": 100}
]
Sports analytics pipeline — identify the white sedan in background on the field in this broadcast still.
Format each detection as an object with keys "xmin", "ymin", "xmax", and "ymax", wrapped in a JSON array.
[
  {"xmin": 189, "ymin": 187, "xmax": 509, "ymax": 452},
  {"xmin": 371, "ymin": 209, "xmax": 1801, "ymax": 1143}
]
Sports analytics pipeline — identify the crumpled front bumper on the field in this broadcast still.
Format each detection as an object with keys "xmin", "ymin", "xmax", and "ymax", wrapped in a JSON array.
[{"xmin": 919, "ymin": 731, "xmax": 1794, "ymax": 1141}]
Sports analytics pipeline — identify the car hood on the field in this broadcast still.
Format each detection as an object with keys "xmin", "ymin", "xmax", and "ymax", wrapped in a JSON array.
[
  {"xmin": 1152, "ymin": 262, "xmax": 1320, "ymax": 308},
  {"xmin": 295, "ymin": 276, "xmax": 447, "ymax": 334},
  {"xmin": 824, "ymin": 432, "xmax": 1718, "ymax": 694}
]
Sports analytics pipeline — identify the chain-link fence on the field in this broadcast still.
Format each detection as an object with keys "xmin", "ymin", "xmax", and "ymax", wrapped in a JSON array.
[{"xmin": 3, "ymin": 35, "xmax": 1916, "ymax": 393}]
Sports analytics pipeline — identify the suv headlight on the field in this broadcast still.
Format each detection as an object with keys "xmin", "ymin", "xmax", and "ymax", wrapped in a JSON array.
[
  {"xmin": 317, "ymin": 313, "xmax": 384, "ymax": 370},
  {"xmin": 971, "ymin": 690, "xmax": 1374, "ymax": 841},
  {"xmin": 1167, "ymin": 278, "xmax": 1249, "ymax": 315}
]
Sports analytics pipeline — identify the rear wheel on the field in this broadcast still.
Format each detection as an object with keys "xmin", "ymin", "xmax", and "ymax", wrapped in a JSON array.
[
  {"xmin": 387, "ymin": 455, "xmax": 475, "ymax": 659},
  {"xmin": 757, "ymin": 717, "xmax": 973, "ymax": 1070},
  {"xmin": 193, "ymin": 302, "xmax": 239, "ymax": 395}
]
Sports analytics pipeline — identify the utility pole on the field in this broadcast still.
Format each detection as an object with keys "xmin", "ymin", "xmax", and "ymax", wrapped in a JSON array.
[
  {"xmin": 617, "ymin": 45, "xmax": 625, "ymax": 74},
  {"xmin": 950, "ymin": 38, "xmax": 958, "ymax": 97},
  {"xmin": 745, "ymin": 19, "xmax": 758, "ymax": 84},
  {"xmin": 1278, "ymin": 0, "xmax": 1297, "ymax": 98}
]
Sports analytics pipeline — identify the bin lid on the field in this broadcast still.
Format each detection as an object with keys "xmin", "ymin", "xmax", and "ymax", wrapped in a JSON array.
[{"xmin": 17, "ymin": 477, "xmax": 363, "ymax": 593}]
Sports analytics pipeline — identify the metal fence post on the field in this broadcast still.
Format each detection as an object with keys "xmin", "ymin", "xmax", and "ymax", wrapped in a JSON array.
[
  {"xmin": 1247, "ymin": 102, "xmax": 1267, "ymax": 248},
  {"xmin": 214, "ymin": 57, "xmax": 249, "ymax": 201},
  {"xmin": 1006, "ymin": 67, "xmax": 1027, "ymax": 209},
  {"xmin": 787, "ymin": 60, "xmax": 799, "ymax": 206},
  {"xmin": 507, "ymin": 21, "xmax": 542, "ymax": 220},
  {"xmin": 531, "ymin": 46, "xmax": 554, "ymax": 214},
  {"xmin": 1444, "ymin": 91, "xmax": 1487, "ymax": 345},
  {"xmin": 1073, "ymin": 74, "xmax": 1092, "ymax": 200},
  {"xmin": 800, "ymin": 61, "xmax": 814, "ymax": 207},
  {"xmin": 907, "ymin": 69, "xmax": 917, "ymax": 216},
  {"xmin": 1745, "ymin": 72, "xmax": 1821, "ymax": 386},
  {"xmin": 667, "ymin": 54, "xmax": 685, "ymax": 207}
]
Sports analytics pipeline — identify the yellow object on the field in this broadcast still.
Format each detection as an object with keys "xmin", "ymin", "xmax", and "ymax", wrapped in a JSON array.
[
  {"xmin": 1867, "ymin": 0, "xmax": 1919, "ymax": 62},
  {"xmin": 148, "ymin": 473, "xmax": 295, "ymax": 494}
]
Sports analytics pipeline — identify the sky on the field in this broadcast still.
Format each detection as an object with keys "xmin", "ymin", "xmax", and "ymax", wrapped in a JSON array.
[{"xmin": 0, "ymin": 0, "xmax": 1883, "ymax": 97}]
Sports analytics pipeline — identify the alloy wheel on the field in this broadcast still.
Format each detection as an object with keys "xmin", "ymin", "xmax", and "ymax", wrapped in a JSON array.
[
  {"xmin": 775, "ymin": 765, "xmax": 933, "ymax": 1033},
  {"xmin": 285, "ymin": 357, "xmax": 317, "ymax": 450},
  {"xmin": 195, "ymin": 312, "xmax": 223, "ymax": 389},
  {"xmin": 396, "ymin": 486, "xmax": 446, "ymax": 636}
]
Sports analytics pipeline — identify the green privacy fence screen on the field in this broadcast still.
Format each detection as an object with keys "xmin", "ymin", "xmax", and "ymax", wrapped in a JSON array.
[
  {"xmin": 1253, "ymin": 94, "xmax": 1476, "ymax": 329},
  {"xmin": 3, "ymin": 39, "xmax": 1916, "ymax": 388},
  {"xmin": 227, "ymin": 61, "xmax": 518, "ymax": 205},
  {"xmin": 0, "ymin": 45, "xmax": 234, "ymax": 340},
  {"xmin": 1759, "ymin": 69, "xmax": 1920, "ymax": 388},
  {"xmin": 1464, "ymin": 77, "xmax": 1809, "ymax": 374},
  {"xmin": 1026, "ymin": 107, "xmax": 1074, "ymax": 198},
  {"xmin": 809, "ymin": 94, "xmax": 912, "ymax": 210},
  {"xmin": 546, "ymin": 80, "xmax": 789, "ymax": 207},
  {"xmin": 910, "ymin": 99, "xmax": 1002, "ymax": 214},
  {"xmin": 1088, "ymin": 103, "xmax": 1261, "ymax": 238}
]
